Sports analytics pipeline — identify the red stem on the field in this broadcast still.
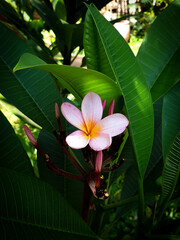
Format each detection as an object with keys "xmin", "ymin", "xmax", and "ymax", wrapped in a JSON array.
[
  {"xmin": 81, "ymin": 182, "xmax": 92, "ymax": 223},
  {"xmin": 37, "ymin": 146, "xmax": 84, "ymax": 182},
  {"xmin": 53, "ymin": 130, "xmax": 87, "ymax": 177}
]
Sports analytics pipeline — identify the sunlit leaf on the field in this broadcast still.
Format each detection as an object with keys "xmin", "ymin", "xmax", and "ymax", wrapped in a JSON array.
[
  {"xmin": 0, "ymin": 111, "xmax": 33, "ymax": 176},
  {"xmin": 14, "ymin": 53, "xmax": 121, "ymax": 111},
  {"xmin": 84, "ymin": 4, "xmax": 154, "ymax": 178}
]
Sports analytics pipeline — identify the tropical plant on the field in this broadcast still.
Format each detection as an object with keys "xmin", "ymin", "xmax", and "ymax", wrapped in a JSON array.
[
  {"xmin": 0, "ymin": 0, "xmax": 180, "ymax": 239},
  {"xmin": 0, "ymin": 0, "xmax": 113, "ymax": 65}
]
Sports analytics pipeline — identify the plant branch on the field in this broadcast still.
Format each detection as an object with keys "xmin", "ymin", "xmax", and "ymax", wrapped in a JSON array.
[
  {"xmin": 37, "ymin": 146, "xmax": 85, "ymax": 182},
  {"xmin": 81, "ymin": 182, "xmax": 92, "ymax": 223},
  {"xmin": 102, "ymin": 195, "xmax": 138, "ymax": 211},
  {"xmin": 53, "ymin": 130, "xmax": 87, "ymax": 177}
]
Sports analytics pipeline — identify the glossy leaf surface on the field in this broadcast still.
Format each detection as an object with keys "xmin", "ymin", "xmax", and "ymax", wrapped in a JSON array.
[
  {"xmin": 162, "ymin": 82, "xmax": 180, "ymax": 159},
  {"xmin": 14, "ymin": 53, "xmax": 121, "ymax": 109},
  {"xmin": 0, "ymin": 111, "xmax": 33, "ymax": 176},
  {"xmin": 84, "ymin": 4, "xmax": 154, "ymax": 178},
  {"xmin": 137, "ymin": 0, "xmax": 180, "ymax": 102},
  {"xmin": 0, "ymin": 23, "xmax": 62, "ymax": 132}
]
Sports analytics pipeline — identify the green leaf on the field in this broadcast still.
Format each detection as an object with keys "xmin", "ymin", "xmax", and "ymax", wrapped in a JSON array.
[
  {"xmin": 0, "ymin": 1, "xmax": 26, "ymax": 30},
  {"xmin": 37, "ymin": 129, "xmax": 84, "ymax": 212},
  {"xmin": 145, "ymin": 98, "xmax": 163, "ymax": 178},
  {"xmin": 110, "ymin": 138, "xmax": 136, "ymax": 192},
  {"xmin": 0, "ymin": 23, "xmax": 62, "ymax": 132},
  {"xmin": 137, "ymin": 0, "xmax": 180, "ymax": 102},
  {"xmin": 53, "ymin": 0, "xmax": 67, "ymax": 21},
  {"xmin": 84, "ymin": 4, "xmax": 154, "ymax": 178},
  {"xmin": 150, "ymin": 47, "xmax": 180, "ymax": 103},
  {"xmin": 84, "ymin": 9, "xmax": 115, "ymax": 81},
  {"xmin": 60, "ymin": 23, "xmax": 84, "ymax": 52},
  {"xmin": 162, "ymin": 82, "xmax": 180, "ymax": 159},
  {"xmin": 159, "ymin": 131, "xmax": 180, "ymax": 216},
  {"xmin": 0, "ymin": 111, "xmax": 33, "ymax": 176},
  {"xmin": 14, "ymin": 53, "xmax": 121, "ymax": 110},
  {"xmin": 0, "ymin": 168, "xmax": 97, "ymax": 240}
]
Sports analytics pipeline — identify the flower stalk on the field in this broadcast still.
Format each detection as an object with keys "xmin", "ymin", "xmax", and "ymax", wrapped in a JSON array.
[
  {"xmin": 24, "ymin": 92, "xmax": 129, "ymax": 223},
  {"xmin": 24, "ymin": 125, "xmax": 84, "ymax": 182}
]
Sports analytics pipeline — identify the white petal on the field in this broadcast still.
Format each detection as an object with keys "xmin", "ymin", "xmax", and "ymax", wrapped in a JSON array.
[
  {"xmin": 82, "ymin": 92, "xmax": 103, "ymax": 133},
  {"xmin": 94, "ymin": 113, "xmax": 129, "ymax": 137},
  {"xmin": 66, "ymin": 130, "xmax": 89, "ymax": 149},
  {"xmin": 89, "ymin": 133, "xmax": 111, "ymax": 151},
  {"xmin": 61, "ymin": 102, "xmax": 86, "ymax": 132}
]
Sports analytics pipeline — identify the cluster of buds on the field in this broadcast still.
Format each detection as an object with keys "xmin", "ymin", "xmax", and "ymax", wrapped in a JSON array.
[{"xmin": 24, "ymin": 92, "xmax": 129, "ymax": 201}]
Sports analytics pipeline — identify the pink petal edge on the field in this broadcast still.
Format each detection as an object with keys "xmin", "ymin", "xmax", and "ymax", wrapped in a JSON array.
[
  {"xmin": 95, "ymin": 113, "xmax": 129, "ymax": 137},
  {"xmin": 61, "ymin": 102, "xmax": 86, "ymax": 131},
  {"xmin": 89, "ymin": 132, "xmax": 111, "ymax": 151},
  {"xmin": 82, "ymin": 92, "xmax": 103, "ymax": 133},
  {"xmin": 66, "ymin": 130, "xmax": 90, "ymax": 149}
]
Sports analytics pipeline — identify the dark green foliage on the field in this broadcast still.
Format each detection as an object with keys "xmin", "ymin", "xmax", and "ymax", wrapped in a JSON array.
[{"xmin": 0, "ymin": 0, "xmax": 180, "ymax": 239}]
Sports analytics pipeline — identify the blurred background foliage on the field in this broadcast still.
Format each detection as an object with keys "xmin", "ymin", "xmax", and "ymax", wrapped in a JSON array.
[{"xmin": 0, "ymin": 0, "xmax": 179, "ymax": 239}]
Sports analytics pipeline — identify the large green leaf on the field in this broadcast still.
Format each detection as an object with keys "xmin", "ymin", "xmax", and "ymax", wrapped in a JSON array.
[
  {"xmin": 14, "ymin": 53, "xmax": 121, "ymax": 110},
  {"xmin": 150, "ymin": 47, "xmax": 180, "ymax": 103},
  {"xmin": 37, "ymin": 129, "xmax": 84, "ymax": 212},
  {"xmin": 137, "ymin": 0, "xmax": 180, "ymax": 102},
  {"xmin": 162, "ymin": 82, "xmax": 180, "ymax": 159},
  {"xmin": 109, "ymin": 138, "xmax": 135, "ymax": 185},
  {"xmin": 84, "ymin": 9, "xmax": 115, "ymax": 81},
  {"xmin": 0, "ymin": 23, "xmax": 62, "ymax": 132},
  {"xmin": 145, "ymin": 98, "xmax": 163, "ymax": 178},
  {"xmin": 0, "ymin": 168, "xmax": 97, "ymax": 240},
  {"xmin": 159, "ymin": 131, "xmax": 180, "ymax": 217},
  {"xmin": 84, "ymin": 4, "xmax": 154, "ymax": 178},
  {"xmin": 0, "ymin": 111, "xmax": 33, "ymax": 176}
]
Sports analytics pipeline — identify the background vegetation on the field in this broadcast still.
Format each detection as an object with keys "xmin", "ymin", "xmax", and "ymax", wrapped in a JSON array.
[{"xmin": 0, "ymin": 0, "xmax": 179, "ymax": 239}]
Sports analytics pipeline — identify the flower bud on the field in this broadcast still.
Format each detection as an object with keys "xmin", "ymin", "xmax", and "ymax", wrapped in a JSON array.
[
  {"xmin": 95, "ymin": 151, "xmax": 103, "ymax": 173},
  {"xmin": 95, "ymin": 151, "xmax": 103, "ymax": 188},
  {"xmin": 55, "ymin": 103, "xmax": 60, "ymax": 120},
  {"xmin": 24, "ymin": 125, "xmax": 38, "ymax": 148},
  {"xmin": 102, "ymin": 100, "xmax": 106, "ymax": 111},
  {"xmin": 108, "ymin": 99, "xmax": 115, "ymax": 115}
]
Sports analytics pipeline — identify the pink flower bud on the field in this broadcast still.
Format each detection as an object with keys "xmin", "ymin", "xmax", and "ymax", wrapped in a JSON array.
[
  {"xmin": 108, "ymin": 99, "xmax": 115, "ymax": 115},
  {"xmin": 95, "ymin": 151, "xmax": 103, "ymax": 188},
  {"xmin": 24, "ymin": 125, "xmax": 38, "ymax": 148},
  {"xmin": 102, "ymin": 100, "xmax": 106, "ymax": 111},
  {"xmin": 55, "ymin": 103, "xmax": 60, "ymax": 120},
  {"xmin": 95, "ymin": 151, "xmax": 103, "ymax": 173}
]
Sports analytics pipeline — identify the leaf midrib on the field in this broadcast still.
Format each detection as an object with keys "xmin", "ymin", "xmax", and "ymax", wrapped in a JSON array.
[{"xmin": 88, "ymin": 6, "xmax": 147, "ymax": 174}]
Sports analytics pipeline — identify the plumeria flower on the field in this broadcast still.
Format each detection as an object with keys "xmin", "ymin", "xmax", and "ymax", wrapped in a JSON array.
[{"xmin": 61, "ymin": 92, "xmax": 129, "ymax": 151}]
